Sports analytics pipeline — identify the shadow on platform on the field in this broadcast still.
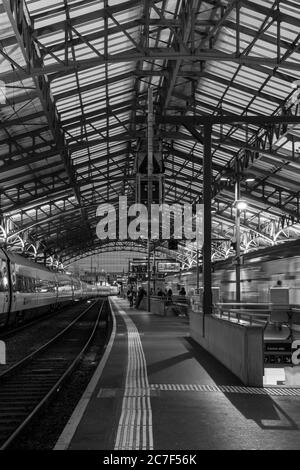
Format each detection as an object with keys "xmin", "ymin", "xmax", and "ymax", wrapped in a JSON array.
[{"xmin": 185, "ymin": 337, "xmax": 298, "ymax": 431}]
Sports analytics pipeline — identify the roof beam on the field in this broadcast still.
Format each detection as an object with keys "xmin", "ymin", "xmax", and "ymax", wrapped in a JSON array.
[
  {"xmin": 136, "ymin": 114, "xmax": 300, "ymax": 126},
  {"xmin": 3, "ymin": 48, "xmax": 300, "ymax": 83},
  {"xmin": 3, "ymin": 187, "xmax": 74, "ymax": 215}
]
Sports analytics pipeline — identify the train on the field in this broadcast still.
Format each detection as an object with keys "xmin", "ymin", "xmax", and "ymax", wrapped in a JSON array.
[
  {"xmin": 0, "ymin": 248, "xmax": 118, "ymax": 328},
  {"xmin": 165, "ymin": 238, "xmax": 300, "ymax": 306}
]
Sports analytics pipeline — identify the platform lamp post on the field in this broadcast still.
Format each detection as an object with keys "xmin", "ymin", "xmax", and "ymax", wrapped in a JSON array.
[
  {"xmin": 196, "ymin": 247, "xmax": 200, "ymax": 294},
  {"xmin": 202, "ymin": 123, "xmax": 213, "ymax": 317},
  {"xmin": 234, "ymin": 173, "xmax": 249, "ymax": 302},
  {"xmin": 234, "ymin": 173, "xmax": 241, "ymax": 303}
]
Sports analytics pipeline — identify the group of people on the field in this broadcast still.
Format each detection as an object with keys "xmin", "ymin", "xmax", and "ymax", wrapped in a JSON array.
[
  {"xmin": 156, "ymin": 286, "xmax": 186, "ymax": 299},
  {"xmin": 127, "ymin": 285, "xmax": 147, "ymax": 308},
  {"xmin": 126, "ymin": 285, "xmax": 187, "ymax": 308}
]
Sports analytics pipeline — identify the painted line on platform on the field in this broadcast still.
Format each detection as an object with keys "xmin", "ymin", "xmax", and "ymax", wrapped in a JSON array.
[{"xmin": 53, "ymin": 298, "xmax": 117, "ymax": 450}]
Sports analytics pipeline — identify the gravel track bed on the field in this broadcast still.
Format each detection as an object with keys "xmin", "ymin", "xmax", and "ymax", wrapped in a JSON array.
[
  {"xmin": 0, "ymin": 300, "xmax": 95, "ymax": 374},
  {"xmin": 5, "ymin": 300, "xmax": 112, "ymax": 450}
]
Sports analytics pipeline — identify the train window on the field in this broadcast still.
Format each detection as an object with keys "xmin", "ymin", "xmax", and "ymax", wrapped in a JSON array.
[
  {"xmin": 36, "ymin": 279, "xmax": 53, "ymax": 292},
  {"xmin": 58, "ymin": 279, "xmax": 72, "ymax": 292},
  {"xmin": 29, "ymin": 277, "xmax": 36, "ymax": 293},
  {"xmin": 15, "ymin": 274, "xmax": 23, "ymax": 292},
  {"xmin": 35, "ymin": 278, "xmax": 55, "ymax": 293},
  {"xmin": 73, "ymin": 279, "xmax": 81, "ymax": 290},
  {"xmin": 49, "ymin": 280, "xmax": 56, "ymax": 292},
  {"xmin": 0, "ymin": 260, "xmax": 9, "ymax": 292},
  {"xmin": 15, "ymin": 274, "xmax": 36, "ymax": 293},
  {"xmin": 11, "ymin": 269, "xmax": 16, "ymax": 292}
]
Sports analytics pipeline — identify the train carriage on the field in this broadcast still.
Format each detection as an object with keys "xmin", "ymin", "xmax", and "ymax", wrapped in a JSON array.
[
  {"xmin": 0, "ymin": 248, "xmax": 109, "ymax": 328},
  {"xmin": 5, "ymin": 250, "xmax": 58, "ymax": 324},
  {"xmin": 165, "ymin": 239, "xmax": 300, "ymax": 306},
  {"xmin": 55, "ymin": 272, "xmax": 74, "ymax": 303},
  {"xmin": 0, "ymin": 250, "xmax": 10, "ymax": 328}
]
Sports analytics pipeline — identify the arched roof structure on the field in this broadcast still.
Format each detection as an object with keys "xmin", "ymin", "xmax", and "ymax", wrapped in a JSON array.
[{"xmin": 1, "ymin": 0, "xmax": 300, "ymax": 266}]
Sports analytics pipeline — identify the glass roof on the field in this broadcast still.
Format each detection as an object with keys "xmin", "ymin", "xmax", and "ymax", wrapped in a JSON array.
[{"xmin": 1, "ymin": 0, "xmax": 300, "ymax": 262}]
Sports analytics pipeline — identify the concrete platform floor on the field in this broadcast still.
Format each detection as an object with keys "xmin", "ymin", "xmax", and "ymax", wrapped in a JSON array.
[{"xmin": 56, "ymin": 297, "xmax": 300, "ymax": 450}]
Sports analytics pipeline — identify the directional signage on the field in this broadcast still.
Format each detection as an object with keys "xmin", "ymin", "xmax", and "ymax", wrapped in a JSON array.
[
  {"xmin": 130, "ymin": 261, "xmax": 148, "ymax": 274},
  {"xmin": 157, "ymin": 261, "xmax": 180, "ymax": 273},
  {"xmin": 264, "ymin": 341, "xmax": 295, "ymax": 367}
]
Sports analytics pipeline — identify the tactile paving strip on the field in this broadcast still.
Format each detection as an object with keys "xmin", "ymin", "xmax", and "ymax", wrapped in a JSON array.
[{"xmin": 149, "ymin": 384, "xmax": 300, "ymax": 396}]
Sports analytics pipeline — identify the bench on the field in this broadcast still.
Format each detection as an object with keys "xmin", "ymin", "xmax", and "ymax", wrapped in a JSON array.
[{"xmin": 167, "ymin": 296, "xmax": 190, "ymax": 317}]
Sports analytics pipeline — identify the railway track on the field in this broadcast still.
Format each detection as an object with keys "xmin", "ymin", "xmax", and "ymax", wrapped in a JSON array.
[
  {"xmin": 0, "ymin": 302, "xmax": 83, "ymax": 341},
  {"xmin": 0, "ymin": 298, "xmax": 107, "ymax": 449}
]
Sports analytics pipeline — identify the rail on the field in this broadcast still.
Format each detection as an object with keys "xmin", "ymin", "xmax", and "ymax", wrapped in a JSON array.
[
  {"xmin": 0, "ymin": 299, "xmax": 107, "ymax": 450},
  {"xmin": 0, "ymin": 300, "xmax": 86, "ymax": 340},
  {"xmin": 215, "ymin": 302, "xmax": 300, "ymax": 329}
]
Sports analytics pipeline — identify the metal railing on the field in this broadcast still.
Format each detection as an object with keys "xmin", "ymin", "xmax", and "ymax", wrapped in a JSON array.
[{"xmin": 214, "ymin": 302, "xmax": 272, "ymax": 326}]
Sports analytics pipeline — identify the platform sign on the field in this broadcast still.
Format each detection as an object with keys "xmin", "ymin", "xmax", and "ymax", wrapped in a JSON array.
[
  {"xmin": 264, "ymin": 341, "xmax": 293, "ymax": 367},
  {"xmin": 130, "ymin": 261, "xmax": 148, "ymax": 274},
  {"xmin": 157, "ymin": 261, "xmax": 180, "ymax": 273}
]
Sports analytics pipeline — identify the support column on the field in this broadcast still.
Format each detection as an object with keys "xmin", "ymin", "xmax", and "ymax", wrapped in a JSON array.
[
  {"xmin": 203, "ymin": 124, "xmax": 212, "ymax": 316},
  {"xmin": 147, "ymin": 87, "xmax": 154, "ymax": 312},
  {"xmin": 196, "ymin": 248, "xmax": 200, "ymax": 293}
]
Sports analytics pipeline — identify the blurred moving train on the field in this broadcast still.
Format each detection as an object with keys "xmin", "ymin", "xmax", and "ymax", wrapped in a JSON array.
[
  {"xmin": 0, "ymin": 248, "xmax": 119, "ymax": 328},
  {"xmin": 165, "ymin": 239, "xmax": 300, "ymax": 305}
]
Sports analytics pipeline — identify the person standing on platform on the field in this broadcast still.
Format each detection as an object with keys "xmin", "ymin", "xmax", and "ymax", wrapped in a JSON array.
[
  {"xmin": 166, "ymin": 288, "xmax": 173, "ymax": 305},
  {"xmin": 136, "ymin": 286, "xmax": 146, "ymax": 308},
  {"xmin": 132, "ymin": 286, "xmax": 137, "ymax": 305},
  {"xmin": 157, "ymin": 288, "xmax": 164, "ymax": 297},
  {"xmin": 179, "ymin": 286, "xmax": 186, "ymax": 296},
  {"xmin": 178, "ymin": 286, "xmax": 188, "ymax": 317},
  {"xmin": 127, "ymin": 287, "xmax": 134, "ymax": 307}
]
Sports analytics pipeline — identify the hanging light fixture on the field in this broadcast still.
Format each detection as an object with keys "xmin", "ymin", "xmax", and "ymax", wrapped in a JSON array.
[{"xmin": 234, "ymin": 200, "xmax": 248, "ymax": 211}]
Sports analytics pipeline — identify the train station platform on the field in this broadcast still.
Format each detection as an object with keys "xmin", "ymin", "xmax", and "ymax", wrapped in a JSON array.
[{"xmin": 55, "ymin": 297, "xmax": 300, "ymax": 450}]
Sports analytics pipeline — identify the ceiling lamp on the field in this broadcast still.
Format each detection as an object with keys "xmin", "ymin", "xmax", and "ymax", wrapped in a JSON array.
[{"xmin": 234, "ymin": 200, "xmax": 248, "ymax": 211}]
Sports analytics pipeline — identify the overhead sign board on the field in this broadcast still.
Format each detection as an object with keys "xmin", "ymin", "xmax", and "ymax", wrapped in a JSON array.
[
  {"xmin": 157, "ymin": 261, "xmax": 180, "ymax": 273},
  {"xmin": 130, "ymin": 262, "xmax": 148, "ymax": 274}
]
